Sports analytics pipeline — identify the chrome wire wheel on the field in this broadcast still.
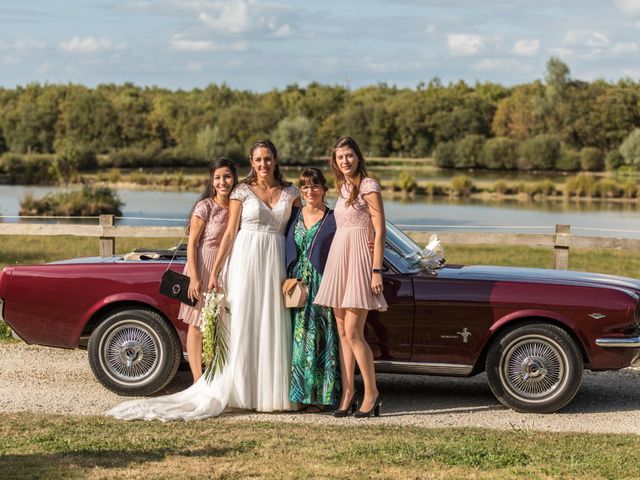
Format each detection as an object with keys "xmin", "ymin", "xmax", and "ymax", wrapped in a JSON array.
[
  {"xmin": 499, "ymin": 334, "xmax": 569, "ymax": 403},
  {"xmin": 98, "ymin": 319, "xmax": 163, "ymax": 387}
]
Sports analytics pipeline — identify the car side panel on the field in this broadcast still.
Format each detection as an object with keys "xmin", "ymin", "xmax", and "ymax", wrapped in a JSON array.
[
  {"xmin": 412, "ymin": 275, "xmax": 638, "ymax": 370},
  {"xmin": 4, "ymin": 263, "xmax": 186, "ymax": 348},
  {"xmin": 365, "ymin": 273, "xmax": 414, "ymax": 361}
]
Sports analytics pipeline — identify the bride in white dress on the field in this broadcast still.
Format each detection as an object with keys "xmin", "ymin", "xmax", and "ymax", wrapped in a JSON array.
[{"xmin": 108, "ymin": 140, "xmax": 301, "ymax": 420}]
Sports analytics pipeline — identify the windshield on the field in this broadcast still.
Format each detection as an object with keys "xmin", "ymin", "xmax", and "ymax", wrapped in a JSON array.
[
  {"xmin": 385, "ymin": 222, "xmax": 424, "ymax": 272},
  {"xmin": 386, "ymin": 222, "xmax": 422, "ymax": 260}
]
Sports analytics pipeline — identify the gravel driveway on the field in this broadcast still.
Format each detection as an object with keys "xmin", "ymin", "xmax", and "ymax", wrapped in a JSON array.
[{"xmin": 2, "ymin": 342, "xmax": 640, "ymax": 434}]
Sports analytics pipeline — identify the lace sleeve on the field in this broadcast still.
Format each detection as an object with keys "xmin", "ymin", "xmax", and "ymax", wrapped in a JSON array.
[
  {"xmin": 360, "ymin": 177, "xmax": 381, "ymax": 196},
  {"xmin": 230, "ymin": 184, "xmax": 248, "ymax": 202},
  {"xmin": 192, "ymin": 199, "xmax": 211, "ymax": 221},
  {"xmin": 287, "ymin": 184, "xmax": 300, "ymax": 200}
]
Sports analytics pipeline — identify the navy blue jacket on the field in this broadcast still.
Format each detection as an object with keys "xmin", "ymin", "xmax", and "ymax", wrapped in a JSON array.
[{"xmin": 285, "ymin": 207, "xmax": 336, "ymax": 276}]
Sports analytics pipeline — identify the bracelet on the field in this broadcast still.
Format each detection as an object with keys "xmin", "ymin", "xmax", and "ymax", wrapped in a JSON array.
[{"xmin": 372, "ymin": 268, "xmax": 382, "ymax": 274}]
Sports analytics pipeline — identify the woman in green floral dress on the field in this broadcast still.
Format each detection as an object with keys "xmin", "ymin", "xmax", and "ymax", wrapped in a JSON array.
[{"xmin": 285, "ymin": 168, "xmax": 340, "ymax": 411}]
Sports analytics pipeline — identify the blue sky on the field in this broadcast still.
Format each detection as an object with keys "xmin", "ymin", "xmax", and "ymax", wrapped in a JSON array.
[{"xmin": 2, "ymin": 0, "xmax": 640, "ymax": 91}]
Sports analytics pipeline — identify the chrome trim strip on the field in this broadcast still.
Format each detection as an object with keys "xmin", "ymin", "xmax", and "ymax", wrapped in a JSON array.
[
  {"xmin": 595, "ymin": 337, "xmax": 640, "ymax": 348},
  {"xmin": 374, "ymin": 360, "xmax": 473, "ymax": 376}
]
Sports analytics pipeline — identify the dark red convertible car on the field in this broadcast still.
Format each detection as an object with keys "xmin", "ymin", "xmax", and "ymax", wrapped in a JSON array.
[{"xmin": 2, "ymin": 223, "xmax": 640, "ymax": 413}]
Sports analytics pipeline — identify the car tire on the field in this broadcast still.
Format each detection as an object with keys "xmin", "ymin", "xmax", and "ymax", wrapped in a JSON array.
[
  {"xmin": 88, "ymin": 307, "xmax": 181, "ymax": 396},
  {"xmin": 486, "ymin": 322, "xmax": 583, "ymax": 413}
]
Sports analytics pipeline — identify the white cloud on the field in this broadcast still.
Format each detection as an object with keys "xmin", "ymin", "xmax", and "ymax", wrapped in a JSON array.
[
  {"xmin": 2, "ymin": 55, "xmax": 20, "ymax": 64},
  {"xmin": 37, "ymin": 62, "xmax": 51, "ymax": 73},
  {"xmin": 622, "ymin": 67, "xmax": 640, "ymax": 78},
  {"xmin": 447, "ymin": 33, "xmax": 484, "ymax": 56},
  {"xmin": 60, "ymin": 36, "xmax": 125, "ymax": 53},
  {"xmin": 197, "ymin": 0, "xmax": 293, "ymax": 38},
  {"xmin": 564, "ymin": 30, "xmax": 609, "ymax": 47},
  {"xmin": 513, "ymin": 39, "xmax": 540, "ymax": 56},
  {"xmin": 471, "ymin": 58, "xmax": 531, "ymax": 72},
  {"xmin": 0, "ymin": 38, "xmax": 46, "ymax": 51},
  {"xmin": 170, "ymin": 34, "xmax": 248, "ymax": 52},
  {"xmin": 186, "ymin": 61, "xmax": 203, "ymax": 72},
  {"xmin": 616, "ymin": 0, "xmax": 640, "ymax": 15},
  {"xmin": 611, "ymin": 41, "xmax": 639, "ymax": 54},
  {"xmin": 548, "ymin": 47, "xmax": 572, "ymax": 57}
]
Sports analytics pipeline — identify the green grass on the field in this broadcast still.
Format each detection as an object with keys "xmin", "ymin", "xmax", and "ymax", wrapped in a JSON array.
[
  {"xmin": 445, "ymin": 244, "xmax": 640, "ymax": 279},
  {"xmin": 1, "ymin": 413, "xmax": 640, "ymax": 479}
]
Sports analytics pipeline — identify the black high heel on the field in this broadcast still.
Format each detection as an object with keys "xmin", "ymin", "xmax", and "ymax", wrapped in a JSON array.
[
  {"xmin": 353, "ymin": 395, "xmax": 382, "ymax": 418},
  {"xmin": 333, "ymin": 393, "xmax": 359, "ymax": 418}
]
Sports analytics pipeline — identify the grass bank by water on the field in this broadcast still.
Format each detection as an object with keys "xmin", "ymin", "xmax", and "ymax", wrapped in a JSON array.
[{"xmin": 1, "ymin": 413, "xmax": 640, "ymax": 479}]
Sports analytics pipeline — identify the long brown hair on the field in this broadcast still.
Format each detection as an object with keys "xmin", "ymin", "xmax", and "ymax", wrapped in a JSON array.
[
  {"xmin": 329, "ymin": 136, "xmax": 369, "ymax": 206},
  {"xmin": 186, "ymin": 157, "xmax": 237, "ymax": 233},
  {"xmin": 242, "ymin": 139, "xmax": 289, "ymax": 187}
]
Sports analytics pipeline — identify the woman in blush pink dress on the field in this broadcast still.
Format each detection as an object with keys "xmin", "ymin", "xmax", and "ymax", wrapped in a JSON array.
[
  {"xmin": 314, "ymin": 136, "xmax": 387, "ymax": 418},
  {"xmin": 179, "ymin": 158, "xmax": 237, "ymax": 383}
]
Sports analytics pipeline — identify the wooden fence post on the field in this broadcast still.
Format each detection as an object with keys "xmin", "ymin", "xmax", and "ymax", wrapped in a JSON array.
[
  {"xmin": 99, "ymin": 215, "xmax": 115, "ymax": 257},
  {"xmin": 553, "ymin": 224, "xmax": 571, "ymax": 270}
]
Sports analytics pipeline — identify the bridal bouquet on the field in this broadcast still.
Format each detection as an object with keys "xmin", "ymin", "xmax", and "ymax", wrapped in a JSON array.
[
  {"xmin": 420, "ymin": 234, "xmax": 445, "ymax": 268},
  {"xmin": 200, "ymin": 290, "xmax": 229, "ymax": 383}
]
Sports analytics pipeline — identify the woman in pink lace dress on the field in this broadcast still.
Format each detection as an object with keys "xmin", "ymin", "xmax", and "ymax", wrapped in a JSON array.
[
  {"xmin": 314, "ymin": 136, "xmax": 387, "ymax": 418},
  {"xmin": 179, "ymin": 158, "xmax": 237, "ymax": 382}
]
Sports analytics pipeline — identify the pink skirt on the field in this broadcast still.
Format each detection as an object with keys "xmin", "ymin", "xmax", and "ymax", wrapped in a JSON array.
[
  {"xmin": 178, "ymin": 245, "xmax": 218, "ymax": 327},
  {"xmin": 314, "ymin": 227, "xmax": 387, "ymax": 312}
]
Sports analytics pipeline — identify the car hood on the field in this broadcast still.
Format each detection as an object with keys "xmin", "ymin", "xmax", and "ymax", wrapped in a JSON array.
[{"xmin": 436, "ymin": 265, "xmax": 640, "ymax": 292}]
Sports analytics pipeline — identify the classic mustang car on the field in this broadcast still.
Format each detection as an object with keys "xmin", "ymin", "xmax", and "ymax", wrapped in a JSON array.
[{"xmin": 1, "ymin": 223, "xmax": 640, "ymax": 414}]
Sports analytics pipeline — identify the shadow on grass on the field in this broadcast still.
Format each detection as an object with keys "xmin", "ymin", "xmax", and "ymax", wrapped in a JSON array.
[{"xmin": 0, "ymin": 444, "xmax": 251, "ymax": 478}]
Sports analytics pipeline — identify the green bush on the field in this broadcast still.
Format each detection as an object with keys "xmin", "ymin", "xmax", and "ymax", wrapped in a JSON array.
[
  {"xmin": 195, "ymin": 125, "xmax": 225, "ymax": 162},
  {"xmin": 556, "ymin": 147, "xmax": 581, "ymax": 171},
  {"xmin": 454, "ymin": 134, "xmax": 485, "ymax": 168},
  {"xmin": 396, "ymin": 170, "xmax": 417, "ymax": 193},
  {"xmin": 482, "ymin": 137, "xmax": 518, "ymax": 170},
  {"xmin": 620, "ymin": 128, "xmax": 640, "ymax": 168},
  {"xmin": 0, "ymin": 153, "xmax": 57, "ymax": 184},
  {"xmin": 450, "ymin": 175, "xmax": 475, "ymax": 196},
  {"xmin": 530, "ymin": 180, "xmax": 556, "ymax": 196},
  {"xmin": 595, "ymin": 178, "xmax": 622, "ymax": 198},
  {"xmin": 622, "ymin": 178, "xmax": 638, "ymax": 198},
  {"xmin": 271, "ymin": 116, "xmax": 316, "ymax": 165},
  {"xmin": 128, "ymin": 170, "xmax": 148, "ymax": 185},
  {"xmin": 420, "ymin": 182, "xmax": 446, "ymax": 196},
  {"xmin": 605, "ymin": 150, "xmax": 625, "ymax": 171},
  {"xmin": 492, "ymin": 180, "xmax": 509, "ymax": 194},
  {"xmin": 580, "ymin": 147, "xmax": 604, "ymax": 171},
  {"xmin": 517, "ymin": 135, "xmax": 561, "ymax": 171},
  {"xmin": 156, "ymin": 145, "xmax": 204, "ymax": 167},
  {"xmin": 0, "ymin": 320, "xmax": 12, "ymax": 340},
  {"xmin": 105, "ymin": 145, "xmax": 159, "ymax": 168},
  {"xmin": 19, "ymin": 185, "xmax": 123, "ymax": 216},
  {"xmin": 434, "ymin": 141, "xmax": 456, "ymax": 168},
  {"xmin": 564, "ymin": 174, "xmax": 597, "ymax": 197}
]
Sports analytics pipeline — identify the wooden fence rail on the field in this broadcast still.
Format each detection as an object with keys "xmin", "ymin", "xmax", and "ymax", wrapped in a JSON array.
[{"xmin": 1, "ymin": 215, "xmax": 640, "ymax": 269}]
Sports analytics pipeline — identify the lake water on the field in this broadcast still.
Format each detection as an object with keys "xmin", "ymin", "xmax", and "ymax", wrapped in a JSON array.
[{"xmin": 1, "ymin": 185, "xmax": 639, "ymax": 238}]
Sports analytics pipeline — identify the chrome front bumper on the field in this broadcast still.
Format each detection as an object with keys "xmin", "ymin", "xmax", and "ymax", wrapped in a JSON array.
[
  {"xmin": 595, "ymin": 337, "xmax": 640, "ymax": 348},
  {"xmin": 0, "ymin": 298, "xmax": 4, "ymax": 323}
]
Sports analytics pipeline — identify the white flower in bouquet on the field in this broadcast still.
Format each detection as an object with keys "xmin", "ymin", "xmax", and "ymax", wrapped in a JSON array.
[
  {"xmin": 200, "ymin": 290, "xmax": 229, "ymax": 383},
  {"xmin": 421, "ymin": 234, "xmax": 445, "ymax": 268}
]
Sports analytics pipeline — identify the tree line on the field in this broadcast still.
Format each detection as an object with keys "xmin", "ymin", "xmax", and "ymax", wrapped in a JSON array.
[{"xmin": 2, "ymin": 57, "xmax": 640, "ymax": 180}]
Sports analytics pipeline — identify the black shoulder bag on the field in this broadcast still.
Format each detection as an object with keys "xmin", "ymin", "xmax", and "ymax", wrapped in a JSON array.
[{"xmin": 158, "ymin": 237, "xmax": 197, "ymax": 307}]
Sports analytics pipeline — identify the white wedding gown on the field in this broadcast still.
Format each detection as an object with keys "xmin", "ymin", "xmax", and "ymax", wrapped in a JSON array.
[{"xmin": 108, "ymin": 183, "xmax": 298, "ymax": 421}]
